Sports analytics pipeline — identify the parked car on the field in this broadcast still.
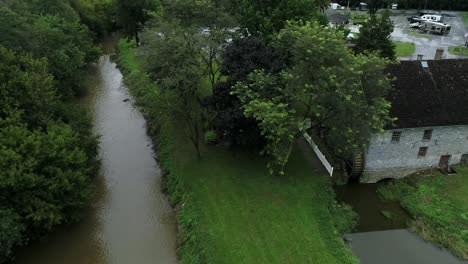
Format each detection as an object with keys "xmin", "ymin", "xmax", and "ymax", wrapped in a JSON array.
[{"xmin": 407, "ymin": 15, "xmax": 421, "ymax": 23}]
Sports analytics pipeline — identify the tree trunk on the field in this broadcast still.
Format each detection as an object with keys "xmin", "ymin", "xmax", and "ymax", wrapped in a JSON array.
[{"xmin": 134, "ymin": 29, "xmax": 140, "ymax": 46}]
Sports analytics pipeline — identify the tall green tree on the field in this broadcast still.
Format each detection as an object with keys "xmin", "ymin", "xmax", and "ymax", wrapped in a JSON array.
[
  {"xmin": 116, "ymin": 0, "xmax": 159, "ymax": 44},
  {"xmin": 0, "ymin": 113, "xmax": 94, "ymax": 232},
  {"xmin": 230, "ymin": 0, "xmax": 330, "ymax": 36},
  {"xmin": 279, "ymin": 21, "xmax": 394, "ymax": 160},
  {"xmin": 0, "ymin": 4, "xmax": 100, "ymax": 96},
  {"xmin": 204, "ymin": 36, "xmax": 284, "ymax": 150},
  {"xmin": 355, "ymin": 9, "xmax": 395, "ymax": 60},
  {"xmin": 0, "ymin": 46, "xmax": 57, "ymax": 127},
  {"xmin": 232, "ymin": 21, "xmax": 393, "ymax": 173},
  {"xmin": 141, "ymin": 21, "xmax": 204, "ymax": 157},
  {"xmin": 232, "ymin": 71, "xmax": 308, "ymax": 175}
]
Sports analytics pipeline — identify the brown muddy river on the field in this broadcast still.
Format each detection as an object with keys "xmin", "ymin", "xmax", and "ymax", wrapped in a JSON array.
[{"xmin": 14, "ymin": 56, "xmax": 178, "ymax": 264}]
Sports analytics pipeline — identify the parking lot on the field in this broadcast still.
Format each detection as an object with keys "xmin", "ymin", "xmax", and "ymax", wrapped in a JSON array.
[{"xmin": 390, "ymin": 10, "xmax": 468, "ymax": 60}]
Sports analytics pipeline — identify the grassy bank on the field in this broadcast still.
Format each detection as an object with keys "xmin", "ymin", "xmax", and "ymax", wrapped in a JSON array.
[
  {"xmin": 395, "ymin": 41, "xmax": 415, "ymax": 57},
  {"xmin": 116, "ymin": 39, "xmax": 358, "ymax": 264},
  {"xmin": 448, "ymin": 46, "xmax": 468, "ymax": 56},
  {"xmin": 378, "ymin": 166, "xmax": 468, "ymax": 260},
  {"xmin": 461, "ymin": 12, "xmax": 468, "ymax": 27}
]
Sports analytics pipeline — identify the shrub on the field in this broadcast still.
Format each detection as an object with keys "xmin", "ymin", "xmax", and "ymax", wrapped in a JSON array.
[
  {"xmin": 0, "ymin": 209, "xmax": 25, "ymax": 263},
  {"xmin": 204, "ymin": 130, "xmax": 217, "ymax": 145}
]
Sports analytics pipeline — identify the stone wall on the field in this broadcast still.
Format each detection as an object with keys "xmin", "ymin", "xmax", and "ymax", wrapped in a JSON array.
[{"xmin": 361, "ymin": 125, "xmax": 468, "ymax": 183}]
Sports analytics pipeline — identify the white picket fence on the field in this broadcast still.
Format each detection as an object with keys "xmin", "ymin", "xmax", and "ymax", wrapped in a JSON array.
[{"xmin": 303, "ymin": 132, "xmax": 334, "ymax": 177}]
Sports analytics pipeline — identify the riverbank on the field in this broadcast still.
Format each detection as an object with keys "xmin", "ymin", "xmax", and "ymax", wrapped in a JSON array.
[
  {"xmin": 378, "ymin": 166, "xmax": 468, "ymax": 260},
  {"xmin": 116, "ymin": 40, "xmax": 359, "ymax": 263}
]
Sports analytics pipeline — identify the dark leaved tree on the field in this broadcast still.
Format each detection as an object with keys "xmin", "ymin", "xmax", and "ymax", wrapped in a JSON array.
[
  {"xmin": 355, "ymin": 9, "xmax": 396, "ymax": 60},
  {"xmin": 204, "ymin": 36, "xmax": 284, "ymax": 150}
]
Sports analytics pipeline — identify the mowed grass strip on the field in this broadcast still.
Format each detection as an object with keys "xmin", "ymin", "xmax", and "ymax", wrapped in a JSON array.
[
  {"xmin": 394, "ymin": 41, "xmax": 415, "ymax": 57},
  {"xmin": 448, "ymin": 46, "xmax": 468, "ymax": 56},
  {"xmin": 378, "ymin": 166, "xmax": 468, "ymax": 259},
  {"xmin": 461, "ymin": 12, "xmax": 468, "ymax": 27},
  {"xmin": 180, "ymin": 144, "xmax": 358, "ymax": 264}
]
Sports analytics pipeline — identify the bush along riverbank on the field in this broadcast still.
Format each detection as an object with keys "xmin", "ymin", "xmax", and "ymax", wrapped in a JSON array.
[
  {"xmin": 115, "ymin": 40, "xmax": 206, "ymax": 262},
  {"xmin": 378, "ymin": 166, "xmax": 468, "ymax": 260},
  {"xmin": 116, "ymin": 39, "xmax": 359, "ymax": 264},
  {"xmin": 0, "ymin": 1, "xmax": 101, "ymax": 261}
]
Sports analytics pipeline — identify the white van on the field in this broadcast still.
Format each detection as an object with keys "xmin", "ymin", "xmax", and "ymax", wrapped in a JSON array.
[
  {"xmin": 330, "ymin": 3, "xmax": 342, "ymax": 10},
  {"xmin": 420, "ymin": 14, "xmax": 443, "ymax": 22}
]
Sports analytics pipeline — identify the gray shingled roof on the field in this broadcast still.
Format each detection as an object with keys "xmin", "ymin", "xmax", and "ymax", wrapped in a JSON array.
[{"xmin": 387, "ymin": 59, "xmax": 468, "ymax": 128}]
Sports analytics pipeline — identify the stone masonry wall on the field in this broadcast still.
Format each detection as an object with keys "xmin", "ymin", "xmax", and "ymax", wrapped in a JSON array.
[{"xmin": 361, "ymin": 125, "xmax": 468, "ymax": 183}]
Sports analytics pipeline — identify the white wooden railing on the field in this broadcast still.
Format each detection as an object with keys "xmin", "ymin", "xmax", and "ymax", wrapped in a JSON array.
[{"xmin": 303, "ymin": 132, "xmax": 334, "ymax": 177}]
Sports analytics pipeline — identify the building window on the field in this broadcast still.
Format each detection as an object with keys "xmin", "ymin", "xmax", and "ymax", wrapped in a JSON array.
[
  {"xmin": 391, "ymin": 131, "xmax": 401, "ymax": 143},
  {"xmin": 418, "ymin": 147, "xmax": 428, "ymax": 158},
  {"xmin": 461, "ymin": 154, "xmax": 468, "ymax": 164},
  {"xmin": 423, "ymin": 129, "xmax": 433, "ymax": 141}
]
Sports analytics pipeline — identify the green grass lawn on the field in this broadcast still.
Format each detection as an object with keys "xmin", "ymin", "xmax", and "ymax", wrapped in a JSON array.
[
  {"xmin": 182, "ymin": 144, "xmax": 357, "ymax": 264},
  {"xmin": 461, "ymin": 12, "xmax": 468, "ymax": 28},
  {"xmin": 394, "ymin": 41, "xmax": 416, "ymax": 57},
  {"xmin": 117, "ymin": 39, "xmax": 359, "ymax": 264},
  {"xmin": 448, "ymin": 46, "xmax": 468, "ymax": 56},
  {"xmin": 378, "ymin": 166, "xmax": 468, "ymax": 260}
]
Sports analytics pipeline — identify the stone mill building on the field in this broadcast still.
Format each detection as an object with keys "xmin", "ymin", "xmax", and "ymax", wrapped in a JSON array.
[{"xmin": 357, "ymin": 59, "xmax": 468, "ymax": 183}]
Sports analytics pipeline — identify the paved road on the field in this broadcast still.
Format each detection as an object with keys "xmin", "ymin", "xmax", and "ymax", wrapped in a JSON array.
[{"xmin": 390, "ymin": 11, "xmax": 468, "ymax": 60}]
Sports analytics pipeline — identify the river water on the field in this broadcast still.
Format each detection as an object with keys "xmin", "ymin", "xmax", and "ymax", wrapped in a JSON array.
[{"xmin": 14, "ymin": 56, "xmax": 178, "ymax": 264}]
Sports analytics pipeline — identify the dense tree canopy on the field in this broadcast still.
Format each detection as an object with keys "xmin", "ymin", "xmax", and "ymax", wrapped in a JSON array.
[
  {"xmin": 279, "ymin": 21, "xmax": 393, "ymax": 160},
  {"xmin": 0, "ymin": 47, "xmax": 57, "ymax": 127},
  {"xmin": 230, "ymin": 22, "xmax": 393, "ymax": 172},
  {"xmin": 116, "ymin": 0, "xmax": 160, "ymax": 44},
  {"xmin": 355, "ymin": 10, "xmax": 395, "ymax": 60},
  {"xmin": 205, "ymin": 36, "xmax": 284, "ymax": 149},
  {"xmin": 0, "ymin": 1, "xmax": 100, "ymax": 96},
  {"xmin": 0, "ymin": 113, "xmax": 94, "ymax": 232},
  {"xmin": 141, "ymin": 20, "xmax": 204, "ymax": 157},
  {"xmin": 71, "ymin": 0, "xmax": 117, "ymax": 38},
  {"xmin": 229, "ymin": 0, "xmax": 330, "ymax": 36},
  {"xmin": 233, "ymin": 71, "xmax": 308, "ymax": 175},
  {"xmin": 0, "ymin": 0, "xmax": 100, "ymax": 261}
]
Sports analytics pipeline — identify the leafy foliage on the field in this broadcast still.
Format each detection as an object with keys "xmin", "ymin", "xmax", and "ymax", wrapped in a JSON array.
[
  {"xmin": 204, "ymin": 36, "xmax": 284, "ymax": 150},
  {"xmin": 278, "ymin": 21, "xmax": 393, "ymax": 159},
  {"xmin": 229, "ymin": 0, "xmax": 330, "ymax": 35},
  {"xmin": 0, "ymin": 114, "xmax": 94, "ymax": 230},
  {"xmin": 0, "ymin": 1, "xmax": 100, "ymax": 96},
  {"xmin": 355, "ymin": 9, "xmax": 396, "ymax": 60},
  {"xmin": 71, "ymin": 0, "xmax": 117, "ymax": 38},
  {"xmin": 0, "ymin": 1, "xmax": 101, "ymax": 261},
  {"xmin": 141, "ymin": 21, "xmax": 204, "ymax": 157},
  {"xmin": 0, "ymin": 47, "xmax": 57, "ymax": 127},
  {"xmin": 116, "ymin": 0, "xmax": 160, "ymax": 43},
  {"xmin": 233, "ymin": 71, "xmax": 307, "ymax": 175},
  {"xmin": 0, "ymin": 113, "xmax": 95, "ymax": 261},
  {"xmin": 0, "ymin": 209, "xmax": 25, "ymax": 263}
]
